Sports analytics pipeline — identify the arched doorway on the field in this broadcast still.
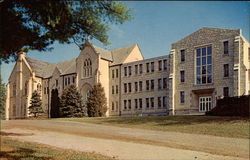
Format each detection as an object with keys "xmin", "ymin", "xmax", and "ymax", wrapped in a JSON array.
[
  {"xmin": 80, "ymin": 83, "xmax": 92, "ymax": 104},
  {"xmin": 50, "ymin": 89, "xmax": 60, "ymax": 118}
]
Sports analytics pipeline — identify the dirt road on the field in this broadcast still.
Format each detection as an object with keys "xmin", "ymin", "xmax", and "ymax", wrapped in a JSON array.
[{"xmin": 1, "ymin": 120, "xmax": 249, "ymax": 160}]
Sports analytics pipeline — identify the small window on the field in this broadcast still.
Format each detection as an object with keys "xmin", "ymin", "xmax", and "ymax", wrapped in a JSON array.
[
  {"xmin": 135, "ymin": 65, "xmax": 138, "ymax": 74},
  {"xmin": 124, "ymin": 100, "xmax": 127, "ymax": 110},
  {"xmin": 139, "ymin": 98, "xmax": 142, "ymax": 109},
  {"xmin": 146, "ymin": 80, "xmax": 150, "ymax": 90},
  {"xmin": 139, "ymin": 64, "xmax": 143, "ymax": 74},
  {"xmin": 163, "ymin": 78, "xmax": 167, "ymax": 89},
  {"xmin": 128, "ymin": 66, "xmax": 132, "ymax": 76},
  {"xmin": 116, "ymin": 69, "xmax": 119, "ymax": 78},
  {"xmin": 158, "ymin": 78, "xmax": 162, "ymax": 90},
  {"xmin": 223, "ymin": 87, "xmax": 229, "ymax": 97},
  {"xmin": 158, "ymin": 97, "xmax": 162, "ymax": 108},
  {"xmin": 181, "ymin": 49, "xmax": 185, "ymax": 62},
  {"xmin": 180, "ymin": 70, "xmax": 185, "ymax": 82},
  {"xmin": 72, "ymin": 77, "xmax": 75, "ymax": 83},
  {"xmin": 151, "ymin": 62, "xmax": 154, "ymax": 72},
  {"xmin": 163, "ymin": 59, "xmax": 167, "ymax": 70},
  {"xmin": 135, "ymin": 82, "xmax": 138, "ymax": 92},
  {"xmin": 151, "ymin": 80, "xmax": 154, "ymax": 90},
  {"xmin": 112, "ymin": 86, "xmax": 114, "ymax": 94},
  {"xmin": 124, "ymin": 67, "xmax": 127, "ymax": 76},
  {"xmin": 44, "ymin": 87, "xmax": 46, "ymax": 94},
  {"xmin": 146, "ymin": 63, "xmax": 150, "ymax": 73},
  {"xmin": 224, "ymin": 64, "xmax": 229, "ymax": 77},
  {"xmin": 223, "ymin": 41, "xmax": 229, "ymax": 54},
  {"xmin": 180, "ymin": 91, "xmax": 185, "ymax": 104},
  {"xmin": 47, "ymin": 87, "xmax": 49, "ymax": 94},
  {"xmin": 158, "ymin": 60, "xmax": 162, "ymax": 71},
  {"xmin": 146, "ymin": 98, "xmax": 149, "ymax": 108},
  {"xmin": 150, "ymin": 97, "xmax": 154, "ymax": 108},
  {"xmin": 128, "ymin": 83, "xmax": 131, "ymax": 92},
  {"xmin": 116, "ymin": 85, "xmax": 118, "ymax": 94},
  {"xmin": 128, "ymin": 100, "xmax": 131, "ymax": 110},
  {"xmin": 163, "ymin": 96, "xmax": 167, "ymax": 108},
  {"xmin": 135, "ymin": 99, "xmax": 138, "ymax": 109},
  {"xmin": 112, "ymin": 102, "xmax": 114, "ymax": 111},
  {"xmin": 124, "ymin": 83, "xmax": 127, "ymax": 93},
  {"xmin": 112, "ymin": 70, "xmax": 114, "ymax": 79},
  {"xmin": 139, "ymin": 81, "xmax": 143, "ymax": 91},
  {"xmin": 56, "ymin": 80, "xmax": 58, "ymax": 87}
]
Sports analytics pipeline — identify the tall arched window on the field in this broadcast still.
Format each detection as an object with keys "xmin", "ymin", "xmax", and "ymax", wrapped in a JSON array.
[{"xmin": 83, "ymin": 58, "xmax": 92, "ymax": 78}]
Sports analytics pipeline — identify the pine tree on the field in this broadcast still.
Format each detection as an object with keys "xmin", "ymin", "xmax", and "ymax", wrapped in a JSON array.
[
  {"xmin": 29, "ymin": 90, "xmax": 43, "ymax": 117},
  {"xmin": 60, "ymin": 85, "xmax": 87, "ymax": 117},
  {"xmin": 86, "ymin": 83, "xmax": 107, "ymax": 117},
  {"xmin": 0, "ymin": 78, "xmax": 6, "ymax": 119}
]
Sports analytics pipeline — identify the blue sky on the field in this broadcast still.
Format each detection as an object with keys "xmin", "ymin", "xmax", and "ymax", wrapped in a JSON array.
[{"xmin": 2, "ymin": 1, "xmax": 249, "ymax": 84}]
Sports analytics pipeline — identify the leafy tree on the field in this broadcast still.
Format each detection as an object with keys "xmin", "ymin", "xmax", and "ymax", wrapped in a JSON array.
[
  {"xmin": 86, "ymin": 83, "xmax": 107, "ymax": 117},
  {"xmin": 0, "ymin": 0, "xmax": 132, "ymax": 62},
  {"xmin": 29, "ymin": 90, "xmax": 43, "ymax": 117},
  {"xmin": 0, "ymin": 77, "xmax": 6, "ymax": 119},
  {"xmin": 60, "ymin": 85, "xmax": 87, "ymax": 117}
]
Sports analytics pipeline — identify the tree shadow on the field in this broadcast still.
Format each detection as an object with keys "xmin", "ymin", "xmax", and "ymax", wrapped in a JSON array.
[{"xmin": 0, "ymin": 131, "xmax": 34, "ymax": 136}]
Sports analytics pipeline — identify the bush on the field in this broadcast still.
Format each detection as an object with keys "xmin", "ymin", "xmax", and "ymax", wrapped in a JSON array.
[{"xmin": 29, "ymin": 90, "xmax": 43, "ymax": 117}]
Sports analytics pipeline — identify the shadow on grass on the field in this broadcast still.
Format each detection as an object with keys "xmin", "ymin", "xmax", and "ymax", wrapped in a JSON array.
[
  {"xmin": 0, "ymin": 147, "xmax": 52, "ymax": 160},
  {"xmin": 0, "ymin": 131, "xmax": 34, "ymax": 136}
]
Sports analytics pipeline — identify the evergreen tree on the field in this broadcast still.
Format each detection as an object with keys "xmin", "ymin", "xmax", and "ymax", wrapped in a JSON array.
[
  {"xmin": 29, "ymin": 90, "xmax": 43, "ymax": 117},
  {"xmin": 60, "ymin": 85, "xmax": 87, "ymax": 117},
  {"xmin": 86, "ymin": 83, "xmax": 107, "ymax": 117},
  {"xmin": 0, "ymin": 78, "xmax": 6, "ymax": 119}
]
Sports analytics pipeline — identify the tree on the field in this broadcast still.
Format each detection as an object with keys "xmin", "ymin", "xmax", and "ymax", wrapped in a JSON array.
[
  {"xmin": 50, "ymin": 89, "xmax": 60, "ymax": 118},
  {"xmin": 0, "ymin": 0, "xmax": 132, "ymax": 62},
  {"xmin": 29, "ymin": 90, "xmax": 43, "ymax": 117},
  {"xmin": 86, "ymin": 83, "xmax": 107, "ymax": 117},
  {"xmin": 60, "ymin": 85, "xmax": 87, "ymax": 117},
  {"xmin": 0, "ymin": 78, "xmax": 6, "ymax": 119}
]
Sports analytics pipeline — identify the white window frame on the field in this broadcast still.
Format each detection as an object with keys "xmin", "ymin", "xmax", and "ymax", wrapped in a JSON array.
[{"xmin": 199, "ymin": 96, "xmax": 212, "ymax": 112}]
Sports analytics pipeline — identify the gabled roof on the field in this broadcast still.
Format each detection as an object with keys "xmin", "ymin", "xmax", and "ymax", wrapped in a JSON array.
[
  {"xmin": 92, "ymin": 45, "xmax": 113, "ymax": 61},
  {"xmin": 111, "ymin": 44, "xmax": 137, "ymax": 65}
]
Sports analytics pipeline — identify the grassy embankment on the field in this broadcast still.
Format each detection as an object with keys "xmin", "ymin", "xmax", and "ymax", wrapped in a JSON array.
[{"xmin": 57, "ymin": 115, "xmax": 249, "ymax": 139}]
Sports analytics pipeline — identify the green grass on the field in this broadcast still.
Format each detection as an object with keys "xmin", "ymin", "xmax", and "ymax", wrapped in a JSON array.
[
  {"xmin": 56, "ymin": 115, "xmax": 249, "ymax": 139},
  {"xmin": 0, "ymin": 137, "xmax": 115, "ymax": 160}
]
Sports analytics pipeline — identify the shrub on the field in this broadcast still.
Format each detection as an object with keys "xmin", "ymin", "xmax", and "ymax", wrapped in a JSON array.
[{"xmin": 29, "ymin": 90, "xmax": 43, "ymax": 117}]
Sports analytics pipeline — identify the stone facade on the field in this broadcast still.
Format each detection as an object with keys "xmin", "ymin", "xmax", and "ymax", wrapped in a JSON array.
[{"xmin": 5, "ymin": 27, "xmax": 250, "ymax": 119}]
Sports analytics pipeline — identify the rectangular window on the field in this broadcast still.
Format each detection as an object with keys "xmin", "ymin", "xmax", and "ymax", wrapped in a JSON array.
[
  {"xmin": 139, "ymin": 64, "xmax": 143, "ymax": 74},
  {"xmin": 72, "ymin": 77, "xmax": 75, "ymax": 83},
  {"xmin": 180, "ymin": 70, "xmax": 185, "ymax": 82},
  {"xmin": 196, "ymin": 46, "xmax": 212, "ymax": 84},
  {"xmin": 56, "ymin": 80, "xmax": 58, "ymax": 87},
  {"xmin": 68, "ymin": 77, "xmax": 70, "ymax": 85},
  {"xmin": 124, "ymin": 100, "xmax": 127, "ymax": 110},
  {"xmin": 146, "ymin": 63, "xmax": 150, "ymax": 73},
  {"xmin": 151, "ymin": 80, "xmax": 154, "ymax": 90},
  {"xmin": 158, "ymin": 60, "xmax": 162, "ymax": 71},
  {"xmin": 163, "ymin": 96, "xmax": 167, "ymax": 108},
  {"xmin": 112, "ymin": 70, "xmax": 114, "ymax": 79},
  {"xmin": 199, "ymin": 97, "xmax": 212, "ymax": 112},
  {"xmin": 44, "ymin": 87, "xmax": 46, "ymax": 94},
  {"xmin": 116, "ymin": 69, "xmax": 119, "ymax": 78},
  {"xmin": 181, "ymin": 49, "xmax": 185, "ymax": 62},
  {"xmin": 135, "ymin": 65, "xmax": 138, "ymax": 74},
  {"xmin": 135, "ymin": 82, "xmax": 138, "ymax": 92},
  {"xmin": 146, "ymin": 80, "xmax": 150, "ymax": 90},
  {"xmin": 158, "ymin": 97, "xmax": 162, "ymax": 108},
  {"xmin": 128, "ymin": 83, "xmax": 131, "ymax": 92},
  {"xmin": 116, "ymin": 101, "xmax": 118, "ymax": 111},
  {"xmin": 124, "ymin": 83, "xmax": 127, "ymax": 93},
  {"xmin": 112, "ymin": 102, "xmax": 114, "ymax": 111},
  {"xmin": 163, "ymin": 78, "xmax": 167, "ymax": 89},
  {"xmin": 135, "ymin": 99, "xmax": 138, "ymax": 109},
  {"xmin": 47, "ymin": 87, "xmax": 49, "ymax": 94},
  {"xmin": 158, "ymin": 78, "xmax": 162, "ymax": 90},
  {"xmin": 124, "ymin": 67, "xmax": 127, "ymax": 76},
  {"xmin": 146, "ymin": 98, "xmax": 149, "ymax": 108},
  {"xmin": 128, "ymin": 66, "xmax": 132, "ymax": 76},
  {"xmin": 128, "ymin": 100, "xmax": 131, "ymax": 110},
  {"xmin": 151, "ymin": 62, "xmax": 154, "ymax": 72},
  {"xmin": 65, "ymin": 78, "xmax": 67, "ymax": 86},
  {"xmin": 224, "ymin": 64, "xmax": 229, "ymax": 77},
  {"xmin": 163, "ymin": 59, "xmax": 167, "ymax": 70},
  {"xmin": 150, "ymin": 97, "xmax": 154, "ymax": 108},
  {"xmin": 139, "ymin": 98, "xmax": 142, "ymax": 109},
  {"xmin": 223, "ymin": 41, "xmax": 229, "ymax": 54},
  {"xmin": 116, "ymin": 85, "xmax": 118, "ymax": 94},
  {"xmin": 223, "ymin": 87, "xmax": 229, "ymax": 97},
  {"xmin": 139, "ymin": 81, "xmax": 143, "ymax": 91},
  {"xmin": 180, "ymin": 91, "xmax": 185, "ymax": 104},
  {"xmin": 112, "ymin": 86, "xmax": 114, "ymax": 94}
]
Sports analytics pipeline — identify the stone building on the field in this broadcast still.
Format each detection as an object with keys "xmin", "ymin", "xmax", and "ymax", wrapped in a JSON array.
[{"xmin": 5, "ymin": 27, "xmax": 250, "ymax": 119}]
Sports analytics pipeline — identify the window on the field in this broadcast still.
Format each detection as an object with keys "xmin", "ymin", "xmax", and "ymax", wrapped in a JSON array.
[
  {"xmin": 158, "ymin": 97, "xmax": 162, "ymax": 108},
  {"xmin": 116, "ymin": 101, "xmax": 118, "ymax": 111},
  {"xmin": 146, "ymin": 98, "xmax": 149, "ymax": 108},
  {"xmin": 128, "ymin": 83, "xmax": 131, "ymax": 92},
  {"xmin": 150, "ymin": 97, "xmax": 154, "ymax": 108},
  {"xmin": 224, "ymin": 64, "xmax": 229, "ymax": 77},
  {"xmin": 112, "ymin": 86, "xmax": 114, "ymax": 94},
  {"xmin": 124, "ymin": 100, "xmax": 127, "ymax": 110},
  {"xmin": 139, "ymin": 64, "xmax": 143, "ymax": 74},
  {"xmin": 135, "ymin": 82, "xmax": 138, "ymax": 92},
  {"xmin": 199, "ymin": 97, "xmax": 212, "ymax": 112},
  {"xmin": 163, "ymin": 59, "xmax": 167, "ymax": 70},
  {"xmin": 128, "ymin": 100, "xmax": 131, "ymax": 110},
  {"xmin": 135, "ymin": 65, "xmax": 138, "ymax": 74},
  {"xmin": 181, "ymin": 49, "xmax": 185, "ymax": 62},
  {"xmin": 139, "ymin": 98, "xmax": 142, "ymax": 109},
  {"xmin": 223, "ymin": 41, "xmax": 229, "ymax": 54},
  {"xmin": 135, "ymin": 99, "xmax": 138, "ymax": 109},
  {"xmin": 151, "ymin": 62, "xmax": 154, "ymax": 72},
  {"xmin": 158, "ymin": 60, "xmax": 162, "ymax": 71},
  {"xmin": 68, "ymin": 77, "xmax": 70, "ymax": 85},
  {"xmin": 146, "ymin": 80, "xmax": 150, "ymax": 90},
  {"xmin": 146, "ymin": 63, "xmax": 149, "ymax": 73},
  {"xmin": 158, "ymin": 78, "xmax": 162, "ymax": 90},
  {"xmin": 128, "ymin": 66, "xmax": 132, "ymax": 76},
  {"xmin": 180, "ymin": 91, "xmax": 185, "ymax": 104},
  {"xmin": 139, "ymin": 81, "xmax": 143, "ymax": 91},
  {"xmin": 180, "ymin": 70, "xmax": 185, "ymax": 82},
  {"xmin": 56, "ymin": 79, "xmax": 58, "ymax": 87},
  {"xmin": 116, "ymin": 85, "xmax": 118, "ymax": 94},
  {"xmin": 124, "ymin": 83, "xmax": 127, "ymax": 93},
  {"xmin": 116, "ymin": 69, "xmax": 119, "ymax": 78},
  {"xmin": 44, "ymin": 87, "xmax": 46, "ymax": 94},
  {"xmin": 112, "ymin": 70, "xmax": 114, "ymax": 79},
  {"xmin": 65, "ymin": 78, "xmax": 67, "ymax": 86},
  {"xmin": 83, "ymin": 58, "xmax": 92, "ymax": 77},
  {"xmin": 196, "ymin": 46, "xmax": 212, "ymax": 84},
  {"xmin": 124, "ymin": 67, "xmax": 127, "ymax": 76},
  {"xmin": 151, "ymin": 80, "xmax": 154, "ymax": 90},
  {"xmin": 72, "ymin": 77, "xmax": 75, "ymax": 83},
  {"xmin": 163, "ymin": 96, "xmax": 167, "ymax": 108},
  {"xmin": 47, "ymin": 87, "xmax": 49, "ymax": 94},
  {"xmin": 163, "ymin": 78, "xmax": 167, "ymax": 89},
  {"xmin": 25, "ymin": 82, "xmax": 28, "ymax": 95},
  {"xmin": 112, "ymin": 102, "xmax": 114, "ymax": 111},
  {"xmin": 223, "ymin": 87, "xmax": 229, "ymax": 97}
]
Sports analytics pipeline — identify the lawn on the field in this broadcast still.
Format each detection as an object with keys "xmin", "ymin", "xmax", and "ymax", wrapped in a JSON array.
[
  {"xmin": 0, "ymin": 136, "xmax": 114, "ymax": 160},
  {"xmin": 57, "ymin": 115, "xmax": 249, "ymax": 139}
]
